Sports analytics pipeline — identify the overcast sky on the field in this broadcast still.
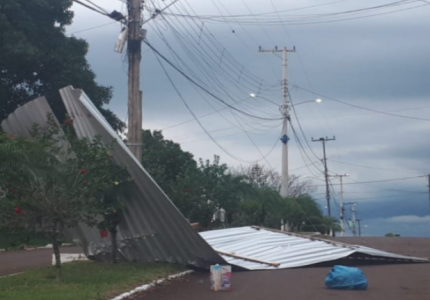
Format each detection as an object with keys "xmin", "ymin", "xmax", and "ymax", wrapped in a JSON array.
[{"xmin": 68, "ymin": 0, "xmax": 430, "ymax": 237}]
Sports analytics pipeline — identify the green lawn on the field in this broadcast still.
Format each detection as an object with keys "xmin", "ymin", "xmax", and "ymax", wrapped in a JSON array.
[{"xmin": 0, "ymin": 261, "xmax": 185, "ymax": 300}]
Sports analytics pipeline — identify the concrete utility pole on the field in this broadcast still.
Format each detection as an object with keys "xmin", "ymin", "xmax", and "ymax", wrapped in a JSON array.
[
  {"xmin": 312, "ymin": 137, "xmax": 336, "ymax": 216},
  {"xmin": 356, "ymin": 219, "xmax": 362, "ymax": 237},
  {"xmin": 259, "ymin": 46, "xmax": 296, "ymax": 198},
  {"xmin": 331, "ymin": 174, "xmax": 349, "ymax": 236},
  {"xmin": 127, "ymin": 0, "xmax": 143, "ymax": 162},
  {"xmin": 428, "ymin": 175, "xmax": 430, "ymax": 223},
  {"xmin": 351, "ymin": 203, "xmax": 357, "ymax": 236}
]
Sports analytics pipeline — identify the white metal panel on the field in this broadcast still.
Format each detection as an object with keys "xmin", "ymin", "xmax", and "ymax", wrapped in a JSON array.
[{"xmin": 200, "ymin": 227, "xmax": 429, "ymax": 270}]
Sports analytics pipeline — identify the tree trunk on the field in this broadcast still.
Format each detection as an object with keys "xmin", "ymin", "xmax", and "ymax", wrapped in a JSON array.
[
  {"xmin": 52, "ymin": 240, "xmax": 62, "ymax": 280},
  {"xmin": 110, "ymin": 229, "xmax": 118, "ymax": 264}
]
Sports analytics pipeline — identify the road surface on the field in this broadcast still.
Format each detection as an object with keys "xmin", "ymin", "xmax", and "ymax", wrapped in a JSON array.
[
  {"xmin": 0, "ymin": 246, "xmax": 82, "ymax": 277},
  {"xmin": 131, "ymin": 237, "xmax": 430, "ymax": 300}
]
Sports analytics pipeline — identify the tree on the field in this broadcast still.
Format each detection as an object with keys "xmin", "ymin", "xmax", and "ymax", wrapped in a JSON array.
[
  {"xmin": 385, "ymin": 233, "xmax": 401, "ymax": 237},
  {"xmin": 0, "ymin": 0, "xmax": 124, "ymax": 131},
  {"xmin": 67, "ymin": 128, "xmax": 131, "ymax": 263},
  {"xmin": 282, "ymin": 195, "xmax": 325, "ymax": 232},
  {"xmin": 236, "ymin": 164, "xmax": 316, "ymax": 197},
  {"xmin": 232, "ymin": 187, "xmax": 283, "ymax": 228},
  {"xmin": 169, "ymin": 156, "xmax": 250, "ymax": 229},
  {"xmin": 287, "ymin": 175, "xmax": 317, "ymax": 198},
  {"xmin": 141, "ymin": 130, "xmax": 196, "ymax": 193},
  {"xmin": 0, "ymin": 115, "xmax": 129, "ymax": 278},
  {"xmin": 321, "ymin": 216, "xmax": 342, "ymax": 235}
]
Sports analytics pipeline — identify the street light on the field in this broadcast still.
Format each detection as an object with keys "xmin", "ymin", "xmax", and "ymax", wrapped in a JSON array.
[
  {"xmin": 293, "ymin": 98, "xmax": 323, "ymax": 106},
  {"xmin": 249, "ymin": 93, "xmax": 279, "ymax": 106}
]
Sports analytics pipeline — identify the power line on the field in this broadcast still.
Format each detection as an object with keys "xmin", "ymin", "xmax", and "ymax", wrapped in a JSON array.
[
  {"xmin": 152, "ymin": 46, "xmax": 281, "ymax": 164},
  {"xmin": 342, "ymin": 177, "xmax": 427, "ymax": 194},
  {"xmin": 294, "ymin": 85, "xmax": 430, "ymax": 122},
  {"xmin": 82, "ymin": 0, "xmax": 110, "ymax": 14},
  {"xmin": 162, "ymin": 0, "xmax": 427, "ymax": 26},
  {"xmin": 313, "ymin": 189, "xmax": 426, "ymax": 195},
  {"xmin": 329, "ymin": 158, "xmax": 426, "ymax": 174},
  {"xmin": 312, "ymin": 175, "xmax": 424, "ymax": 187},
  {"xmin": 69, "ymin": 22, "xmax": 117, "ymax": 35},
  {"xmin": 289, "ymin": 120, "xmax": 325, "ymax": 177},
  {"xmin": 73, "ymin": 0, "xmax": 110, "ymax": 17},
  {"xmin": 144, "ymin": 40, "xmax": 282, "ymax": 121},
  {"xmin": 148, "ymin": 17, "xmax": 281, "ymax": 135},
  {"xmin": 174, "ymin": 0, "xmax": 275, "ymax": 90},
  {"xmin": 149, "ymin": 20, "xmax": 263, "ymax": 134},
  {"xmin": 72, "ymin": 0, "xmax": 126, "ymax": 22},
  {"xmin": 211, "ymin": 0, "xmax": 282, "ymax": 81},
  {"xmin": 154, "ymin": 13, "xmax": 281, "ymax": 122},
  {"xmin": 288, "ymin": 90, "xmax": 321, "ymax": 162},
  {"xmin": 290, "ymin": 161, "xmax": 322, "ymax": 172},
  {"xmin": 338, "ymin": 193, "xmax": 427, "ymax": 201}
]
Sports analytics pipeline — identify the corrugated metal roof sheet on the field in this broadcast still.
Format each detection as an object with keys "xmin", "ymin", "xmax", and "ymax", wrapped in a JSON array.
[
  {"xmin": 200, "ymin": 226, "xmax": 429, "ymax": 270},
  {"xmin": 1, "ymin": 87, "xmax": 225, "ymax": 269},
  {"xmin": 1, "ymin": 97, "xmax": 54, "ymax": 136}
]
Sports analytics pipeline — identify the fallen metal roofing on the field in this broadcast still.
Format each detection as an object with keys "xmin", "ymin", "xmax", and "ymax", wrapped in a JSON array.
[
  {"xmin": 1, "ymin": 86, "xmax": 225, "ymax": 268},
  {"xmin": 200, "ymin": 226, "xmax": 429, "ymax": 270},
  {"xmin": 4, "ymin": 87, "xmax": 427, "ymax": 271}
]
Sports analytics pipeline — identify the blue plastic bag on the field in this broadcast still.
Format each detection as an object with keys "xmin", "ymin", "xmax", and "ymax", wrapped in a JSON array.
[{"xmin": 325, "ymin": 265, "xmax": 368, "ymax": 290}]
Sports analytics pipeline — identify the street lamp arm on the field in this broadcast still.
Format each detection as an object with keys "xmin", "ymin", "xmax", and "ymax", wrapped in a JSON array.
[
  {"xmin": 250, "ymin": 93, "xmax": 322, "ymax": 107},
  {"xmin": 293, "ymin": 98, "xmax": 323, "ymax": 107}
]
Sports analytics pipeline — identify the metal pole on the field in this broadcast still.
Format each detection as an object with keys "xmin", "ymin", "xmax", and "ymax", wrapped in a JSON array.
[{"xmin": 127, "ymin": 0, "xmax": 143, "ymax": 162}]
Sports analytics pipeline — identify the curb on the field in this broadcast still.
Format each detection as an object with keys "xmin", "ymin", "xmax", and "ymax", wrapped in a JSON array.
[
  {"xmin": 0, "ymin": 243, "xmax": 76, "ymax": 252},
  {"xmin": 110, "ymin": 270, "xmax": 194, "ymax": 300},
  {"xmin": 51, "ymin": 253, "xmax": 88, "ymax": 265}
]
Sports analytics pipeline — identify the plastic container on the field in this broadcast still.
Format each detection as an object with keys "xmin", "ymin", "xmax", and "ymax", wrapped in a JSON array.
[{"xmin": 210, "ymin": 264, "xmax": 232, "ymax": 291}]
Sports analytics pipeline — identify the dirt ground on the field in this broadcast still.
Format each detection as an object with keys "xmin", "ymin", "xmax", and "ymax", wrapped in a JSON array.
[
  {"xmin": 0, "ymin": 246, "xmax": 82, "ymax": 277},
  {"xmin": 131, "ymin": 237, "xmax": 430, "ymax": 300}
]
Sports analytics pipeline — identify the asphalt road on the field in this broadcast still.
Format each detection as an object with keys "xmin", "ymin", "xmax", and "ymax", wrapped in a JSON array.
[
  {"xmin": 0, "ymin": 246, "xmax": 82, "ymax": 277},
  {"xmin": 0, "ymin": 238, "xmax": 429, "ymax": 300},
  {"xmin": 131, "ymin": 237, "xmax": 430, "ymax": 300}
]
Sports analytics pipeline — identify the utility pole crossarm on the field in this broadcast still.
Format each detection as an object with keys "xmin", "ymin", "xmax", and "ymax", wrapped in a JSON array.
[{"xmin": 258, "ymin": 46, "xmax": 297, "ymax": 53}]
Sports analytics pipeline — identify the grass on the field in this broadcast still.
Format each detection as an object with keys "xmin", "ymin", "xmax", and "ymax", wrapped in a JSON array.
[{"xmin": 0, "ymin": 261, "xmax": 185, "ymax": 300}]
